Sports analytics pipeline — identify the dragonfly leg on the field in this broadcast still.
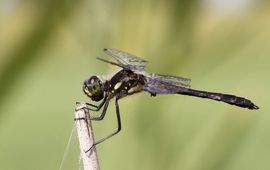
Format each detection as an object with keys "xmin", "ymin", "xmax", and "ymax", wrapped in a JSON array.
[
  {"xmin": 90, "ymin": 99, "xmax": 110, "ymax": 120},
  {"xmin": 76, "ymin": 96, "xmax": 107, "ymax": 111},
  {"xmin": 85, "ymin": 98, "xmax": 122, "ymax": 153}
]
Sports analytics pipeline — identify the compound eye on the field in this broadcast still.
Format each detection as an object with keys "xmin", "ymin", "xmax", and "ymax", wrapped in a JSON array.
[
  {"xmin": 94, "ymin": 83, "xmax": 101, "ymax": 90},
  {"xmin": 83, "ymin": 76, "xmax": 104, "ymax": 101},
  {"xmin": 88, "ymin": 76, "xmax": 100, "ymax": 85},
  {"xmin": 83, "ymin": 84, "xmax": 91, "ymax": 96}
]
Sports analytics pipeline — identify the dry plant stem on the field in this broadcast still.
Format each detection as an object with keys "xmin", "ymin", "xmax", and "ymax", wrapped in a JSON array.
[{"xmin": 75, "ymin": 104, "xmax": 100, "ymax": 170}]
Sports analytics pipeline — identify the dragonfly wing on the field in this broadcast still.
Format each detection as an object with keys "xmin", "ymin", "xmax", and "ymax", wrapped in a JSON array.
[
  {"xmin": 102, "ymin": 48, "xmax": 148, "ymax": 71},
  {"xmin": 151, "ymin": 74, "xmax": 191, "ymax": 88},
  {"xmin": 96, "ymin": 57, "xmax": 126, "ymax": 68},
  {"xmin": 142, "ymin": 74, "xmax": 191, "ymax": 94}
]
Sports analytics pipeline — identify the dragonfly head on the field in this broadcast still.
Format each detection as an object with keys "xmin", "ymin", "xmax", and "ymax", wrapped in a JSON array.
[{"xmin": 83, "ymin": 76, "xmax": 104, "ymax": 101}]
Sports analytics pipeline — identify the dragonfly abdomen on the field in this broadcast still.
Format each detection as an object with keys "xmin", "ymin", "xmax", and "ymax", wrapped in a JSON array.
[{"xmin": 177, "ymin": 88, "xmax": 259, "ymax": 110}]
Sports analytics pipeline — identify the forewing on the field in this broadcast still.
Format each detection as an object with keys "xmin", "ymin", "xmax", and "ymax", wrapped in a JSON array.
[
  {"xmin": 103, "ymin": 48, "xmax": 148, "ymax": 71},
  {"xmin": 143, "ymin": 74, "xmax": 191, "ymax": 94}
]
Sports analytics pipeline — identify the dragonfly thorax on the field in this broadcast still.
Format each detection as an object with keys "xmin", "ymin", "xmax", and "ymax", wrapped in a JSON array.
[{"xmin": 83, "ymin": 76, "xmax": 104, "ymax": 101}]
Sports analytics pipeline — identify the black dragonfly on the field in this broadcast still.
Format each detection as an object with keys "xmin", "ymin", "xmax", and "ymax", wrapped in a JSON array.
[{"xmin": 78, "ymin": 48, "xmax": 259, "ymax": 149}]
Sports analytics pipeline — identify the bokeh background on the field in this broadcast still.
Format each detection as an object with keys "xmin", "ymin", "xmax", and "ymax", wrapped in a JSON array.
[{"xmin": 0, "ymin": 0, "xmax": 269, "ymax": 169}]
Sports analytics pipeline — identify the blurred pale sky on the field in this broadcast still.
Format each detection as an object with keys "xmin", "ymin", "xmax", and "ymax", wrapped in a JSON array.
[
  {"xmin": 202, "ymin": 0, "xmax": 260, "ymax": 14},
  {"xmin": 0, "ymin": 0, "xmax": 19, "ymax": 13}
]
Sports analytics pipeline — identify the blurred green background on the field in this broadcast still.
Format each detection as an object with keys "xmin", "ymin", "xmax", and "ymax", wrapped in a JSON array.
[{"xmin": 0, "ymin": 0, "xmax": 269, "ymax": 169}]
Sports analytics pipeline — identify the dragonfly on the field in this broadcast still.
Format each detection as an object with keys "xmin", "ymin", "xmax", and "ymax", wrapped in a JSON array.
[{"xmin": 78, "ymin": 48, "xmax": 259, "ymax": 150}]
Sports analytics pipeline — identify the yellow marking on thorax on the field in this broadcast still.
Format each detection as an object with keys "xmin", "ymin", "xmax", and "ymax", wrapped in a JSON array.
[
  {"xmin": 114, "ymin": 82, "xmax": 123, "ymax": 90},
  {"xmin": 128, "ymin": 86, "xmax": 140, "ymax": 94}
]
